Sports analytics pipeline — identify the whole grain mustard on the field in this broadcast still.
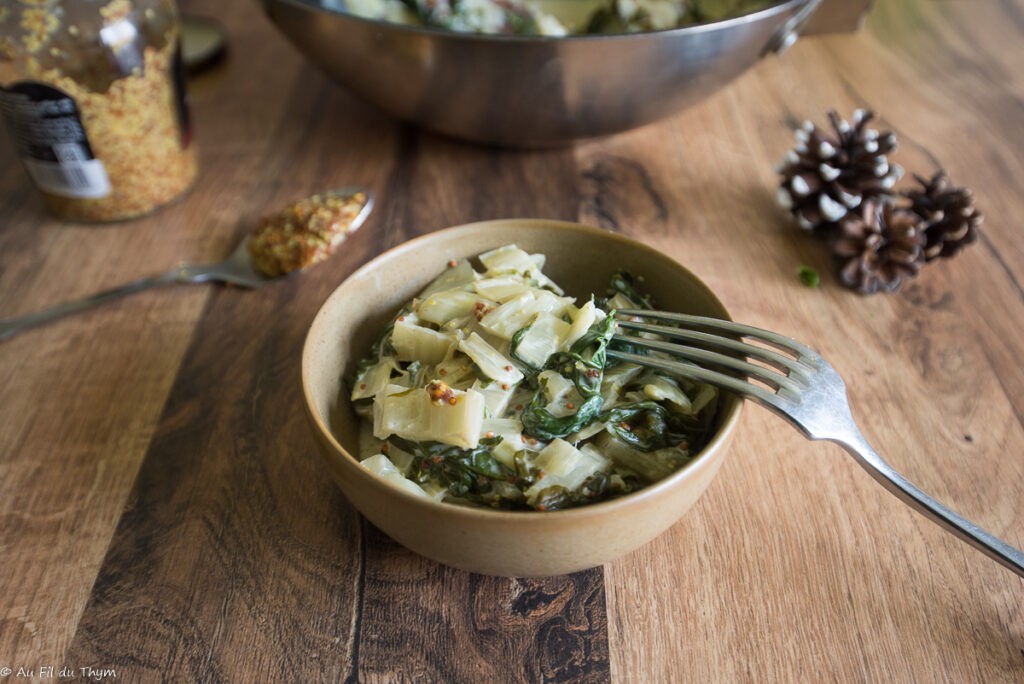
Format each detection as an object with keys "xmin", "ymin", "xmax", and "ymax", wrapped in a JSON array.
[
  {"xmin": 0, "ymin": 0, "xmax": 197, "ymax": 221},
  {"xmin": 248, "ymin": 190, "xmax": 372, "ymax": 277}
]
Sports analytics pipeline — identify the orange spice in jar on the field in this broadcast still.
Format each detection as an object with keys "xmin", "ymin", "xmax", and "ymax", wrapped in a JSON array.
[{"xmin": 0, "ymin": 0, "xmax": 197, "ymax": 221}]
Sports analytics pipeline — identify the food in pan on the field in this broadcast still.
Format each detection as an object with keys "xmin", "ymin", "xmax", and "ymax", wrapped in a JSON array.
[{"xmin": 334, "ymin": 0, "xmax": 778, "ymax": 36}]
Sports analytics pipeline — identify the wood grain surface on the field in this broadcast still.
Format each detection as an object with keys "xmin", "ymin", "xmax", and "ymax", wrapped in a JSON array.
[{"xmin": 1, "ymin": 0, "xmax": 1021, "ymax": 681}]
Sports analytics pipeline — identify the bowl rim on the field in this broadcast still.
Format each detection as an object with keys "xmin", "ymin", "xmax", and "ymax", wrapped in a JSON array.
[
  {"xmin": 271, "ymin": 0, "xmax": 809, "ymax": 43},
  {"xmin": 301, "ymin": 218, "xmax": 744, "ymax": 523}
]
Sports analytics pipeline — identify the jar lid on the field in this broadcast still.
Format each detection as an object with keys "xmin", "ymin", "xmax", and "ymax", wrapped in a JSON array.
[{"xmin": 181, "ymin": 15, "xmax": 227, "ymax": 73}]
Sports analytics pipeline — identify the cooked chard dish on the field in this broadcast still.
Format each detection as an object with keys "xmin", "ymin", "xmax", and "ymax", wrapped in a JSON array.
[
  {"xmin": 349, "ymin": 245, "xmax": 719, "ymax": 511},
  {"xmin": 333, "ymin": 0, "xmax": 778, "ymax": 36}
]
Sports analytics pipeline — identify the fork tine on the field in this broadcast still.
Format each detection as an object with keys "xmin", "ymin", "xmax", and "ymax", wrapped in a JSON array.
[
  {"xmin": 605, "ymin": 347, "xmax": 788, "ymax": 413},
  {"xmin": 616, "ymin": 309, "xmax": 820, "ymax": 363},
  {"xmin": 611, "ymin": 332, "xmax": 805, "ymax": 396},
  {"xmin": 615, "ymin": 319, "xmax": 811, "ymax": 383}
]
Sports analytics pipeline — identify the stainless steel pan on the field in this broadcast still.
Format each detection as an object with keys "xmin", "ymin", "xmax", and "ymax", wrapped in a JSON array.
[{"xmin": 261, "ymin": 0, "xmax": 871, "ymax": 146}]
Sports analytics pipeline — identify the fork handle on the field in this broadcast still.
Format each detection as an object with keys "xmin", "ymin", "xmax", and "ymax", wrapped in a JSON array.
[
  {"xmin": 836, "ymin": 432, "xmax": 1024, "ymax": 578},
  {"xmin": 0, "ymin": 269, "xmax": 181, "ymax": 342}
]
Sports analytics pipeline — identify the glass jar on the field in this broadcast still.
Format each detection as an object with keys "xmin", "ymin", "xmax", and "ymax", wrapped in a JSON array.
[{"xmin": 0, "ymin": 0, "xmax": 197, "ymax": 221}]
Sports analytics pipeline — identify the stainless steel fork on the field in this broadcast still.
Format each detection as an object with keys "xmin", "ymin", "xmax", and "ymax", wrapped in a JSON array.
[
  {"xmin": 0, "ymin": 237, "xmax": 269, "ymax": 342},
  {"xmin": 610, "ymin": 309, "xmax": 1024, "ymax": 578}
]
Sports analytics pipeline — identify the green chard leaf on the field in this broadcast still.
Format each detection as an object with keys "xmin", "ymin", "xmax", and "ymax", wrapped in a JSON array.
[
  {"xmin": 520, "ymin": 392, "xmax": 604, "ymax": 442},
  {"xmin": 521, "ymin": 314, "xmax": 616, "ymax": 440},
  {"xmin": 600, "ymin": 401, "xmax": 704, "ymax": 452},
  {"xmin": 390, "ymin": 436, "xmax": 527, "ymax": 506},
  {"xmin": 532, "ymin": 471, "xmax": 611, "ymax": 511},
  {"xmin": 509, "ymin": 323, "xmax": 539, "ymax": 371},
  {"xmin": 348, "ymin": 306, "xmax": 407, "ymax": 387},
  {"xmin": 602, "ymin": 270, "xmax": 654, "ymax": 310}
]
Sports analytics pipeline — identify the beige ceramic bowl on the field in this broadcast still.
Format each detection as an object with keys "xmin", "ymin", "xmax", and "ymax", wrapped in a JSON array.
[{"xmin": 302, "ymin": 219, "xmax": 742, "ymax": 576}]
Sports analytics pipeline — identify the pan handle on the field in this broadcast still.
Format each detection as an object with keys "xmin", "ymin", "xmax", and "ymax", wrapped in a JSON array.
[
  {"xmin": 762, "ymin": 0, "xmax": 874, "ymax": 56},
  {"xmin": 761, "ymin": 0, "xmax": 824, "ymax": 56}
]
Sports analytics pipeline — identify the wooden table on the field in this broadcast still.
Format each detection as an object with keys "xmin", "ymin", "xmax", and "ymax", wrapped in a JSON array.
[{"xmin": 1, "ymin": 0, "xmax": 1021, "ymax": 680}]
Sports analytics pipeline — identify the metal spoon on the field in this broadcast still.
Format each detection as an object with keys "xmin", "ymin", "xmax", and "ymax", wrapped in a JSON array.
[{"xmin": 0, "ymin": 187, "xmax": 373, "ymax": 341}]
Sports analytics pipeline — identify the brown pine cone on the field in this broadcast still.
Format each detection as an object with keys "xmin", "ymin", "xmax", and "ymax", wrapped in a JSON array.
[
  {"xmin": 833, "ymin": 199, "xmax": 925, "ymax": 294},
  {"xmin": 903, "ymin": 171, "xmax": 982, "ymax": 261},
  {"xmin": 777, "ymin": 109, "xmax": 903, "ymax": 232}
]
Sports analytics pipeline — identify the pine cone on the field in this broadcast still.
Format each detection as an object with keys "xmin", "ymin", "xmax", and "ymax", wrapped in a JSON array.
[
  {"xmin": 903, "ymin": 171, "xmax": 982, "ymax": 261},
  {"xmin": 833, "ymin": 199, "xmax": 925, "ymax": 294},
  {"xmin": 777, "ymin": 109, "xmax": 904, "ymax": 232}
]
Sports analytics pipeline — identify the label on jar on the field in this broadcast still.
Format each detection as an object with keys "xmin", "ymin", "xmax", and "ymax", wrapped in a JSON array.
[{"xmin": 0, "ymin": 81, "xmax": 112, "ymax": 199}]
